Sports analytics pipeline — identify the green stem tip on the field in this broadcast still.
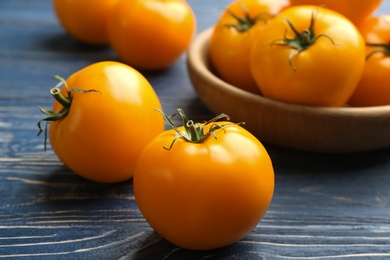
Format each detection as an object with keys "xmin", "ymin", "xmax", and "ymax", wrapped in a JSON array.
[{"xmin": 37, "ymin": 75, "xmax": 101, "ymax": 150}]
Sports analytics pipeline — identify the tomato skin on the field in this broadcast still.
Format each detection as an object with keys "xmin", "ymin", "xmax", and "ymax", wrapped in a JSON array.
[
  {"xmin": 49, "ymin": 61, "xmax": 164, "ymax": 183},
  {"xmin": 209, "ymin": 0, "xmax": 289, "ymax": 94},
  {"xmin": 289, "ymin": 0, "xmax": 382, "ymax": 26},
  {"xmin": 349, "ymin": 16, "xmax": 390, "ymax": 107},
  {"xmin": 249, "ymin": 5, "xmax": 366, "ymax": 107},
  {"xmin": 107, "ymin": 0, "xmax": 196, "ymax": 70},
  {"xmin": 53, "ymin": 0, "xmax": 119, "ymax": 45},
  {"xmin": 133, "ymin": 123, "xmax": 274, "ymax": 250}
]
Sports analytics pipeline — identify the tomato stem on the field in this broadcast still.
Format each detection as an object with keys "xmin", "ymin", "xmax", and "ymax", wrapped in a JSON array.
[
  {"xmin": 224, "ymin": 2, "xmax": 268, "ymax": 32},
  {"xmin": 270, "ymin": 9, "xmax": 335, "ymax": 71},
  {"xmin": 366, "ymin": 43, "xmax": 390, "ymax": 60},
  {"xmin": 37, "ymin": 75, "xmax": 101, "ymax": 150},
  {"xmin": 156, "ymin": 108, "xmax": 244, "ymax": 150}
]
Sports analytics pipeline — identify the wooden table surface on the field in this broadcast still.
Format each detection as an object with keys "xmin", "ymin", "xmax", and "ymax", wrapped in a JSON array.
[{"xmin": 1, "ymin": 1, "xmax": 390, "ymax": 259}]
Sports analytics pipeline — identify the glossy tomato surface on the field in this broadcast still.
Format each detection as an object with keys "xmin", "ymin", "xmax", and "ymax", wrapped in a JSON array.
[
  {"xmin": 48, "ymin": 61, "xmax": 164, "ymax": 183},
  {"xmin": 249, "ymin": 5, "xmax": 366, "ymax": 107},
  {"xmin": 349, "ymin": 15, "xmax": 390, "ymax": 107},
  {"xmin": 134, "ymin": 121, "xmax": 274, "ymax": 250},
  {"xmin": 107, "ymin": 0, "xmax": 196, "ymax": 70},
  {"xmin": 53, "ymin": 0, "xmax": 119, "ymax": 45},
  {"xmin": 289, "ymin": 0, "xmax": 382, "ymax": 26},
  {"xmin": 209, "ymin": 0, "xmax": 289, "ymax": 94}
]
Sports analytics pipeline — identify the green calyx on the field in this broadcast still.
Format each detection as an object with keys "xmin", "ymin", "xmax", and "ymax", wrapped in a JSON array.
[
  {"xmin": 365, "ymin": 43, "xmax": 390, "ymax": 60},
  {"xmin": 272, "ymin": 10, "xmax": 335, "ymax": 71},
  {"xmin": 156, "ymin": 108, "xmax": 244, "ymax": 150},
  {"xmin": 37, "ymin": 75, "xmax": 101, "ymax": 149},
  {"xmin": 224, "ymin": 2, "xmax": 267, "ymax": 32}
]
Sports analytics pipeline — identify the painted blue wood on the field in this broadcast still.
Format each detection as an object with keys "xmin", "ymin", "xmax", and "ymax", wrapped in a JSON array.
[{"xmin": 1, "ymin": 0, "xmax": 390, "ymax": 259}]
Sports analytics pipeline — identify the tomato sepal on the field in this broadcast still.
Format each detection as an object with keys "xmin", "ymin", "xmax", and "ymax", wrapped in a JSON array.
[
  {"xmin": 272, "ymin": 9, "xmax": 335, "ymax": 71},
  {"xmin": 37, "ymin": 75, "xmax": 101, "ymax": 149},
  {"xmin": 366, "ymin": 43, "xmax": 390, "ymax": 60},
  {"xmin": 156, "ymin": 108, "xmax": 244, "ymax": 150},
  {"xmin": 225, "ymin": 2, "xmax": 262, "ymax": 32}
]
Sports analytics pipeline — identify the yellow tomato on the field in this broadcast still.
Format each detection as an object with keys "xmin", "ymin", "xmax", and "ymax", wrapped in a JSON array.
[
  {"xmin": 53, "ymin": 0, "xmax": 119, "ymax": 45},
  {"xmin": 349, "ymin": 15, "xmax": 390, "ymax": 106},
  {"xmin": 209, "ymin": 0, "xmax": 289, "ymax": 94},
  {"xmin": 38, "ymin": 61, "xmax": 164, "ymax": 183},
  {"xmin": 134, "ymin": 109, "xmax": 274, "ymax": 250},
  {"xmin": 250, "ymin": 5, "xmax": 366, "ymax": 106},
  {"xmin": 107, "ymin": 0, "xmax": 196, "ymax": 70},
  {"xmin": 289, "ymin": 0, "xmax": 383, "ymax": 26}
]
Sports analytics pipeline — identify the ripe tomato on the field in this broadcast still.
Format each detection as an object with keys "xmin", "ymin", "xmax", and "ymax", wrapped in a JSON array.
[
  {"xmin": 209, "ymin": 0, "xmax": 289, "ymax": 94},
  {"xmin": 289, "ymin": 0, "xmax": 382, "ymax": 26},
  {"xmin": 349, "ymin": 16, "xmax": 390, "ymax": 107},
  {"xmin": 53, "ymin": 0, "xmax": 119, "ymax": 45},
  {"xmin": 107, "ymin": 0, "xmax": 196, "ymax": 70},
  {"xmin": 38, "ymin": 61, "xmax": 164, "ymax": 183},
  {"xmin": 133, "ymin": 109, "xmax": 274, "ymax": 250},
  {"xmin": 249, "ymin": 5, "xmax": 366, "ymax": 107}
]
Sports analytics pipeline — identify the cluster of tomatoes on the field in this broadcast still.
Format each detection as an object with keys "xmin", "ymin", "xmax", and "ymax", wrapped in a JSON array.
[
  {"xmin": 38, "ymin": 0, "xmax": 278, "ymax": 251},
  {"xmin": 53, "ymin": 0, "xmax": 196, "ymax": 70},
  {"xmin": 209, "ymin": 0, "xmax": 389, "ymax": 107}
]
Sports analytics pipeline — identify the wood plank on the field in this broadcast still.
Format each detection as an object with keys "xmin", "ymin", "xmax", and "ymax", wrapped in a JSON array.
[{"xmin": 1, "ymin": 0, "xmax": 390, "ymax": 258}]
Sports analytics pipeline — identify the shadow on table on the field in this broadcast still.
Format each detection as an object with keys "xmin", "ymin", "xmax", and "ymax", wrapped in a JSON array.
[
  {"xmin": 37, "ymin": 166, "xmax": 135, "ymax": 212},
  {"xmin": 41, "ymin": 32, "xmax": 111, "ymax": 54},
  {"xmin": 266, "ymin": 144, "xmax": 390, "ymax": 175},
  {"xmin": 39, "ymin": 32, "xmax": 178, "ymax": 76},
  {"xmin": 127, "ymin": 231, "xmax": 259, "ymax": 260}
]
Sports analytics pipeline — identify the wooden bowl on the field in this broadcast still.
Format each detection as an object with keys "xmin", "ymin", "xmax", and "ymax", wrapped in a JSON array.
[{"xmin": 186, "ymin": 27, "xmax": 390, "ymax": 153}]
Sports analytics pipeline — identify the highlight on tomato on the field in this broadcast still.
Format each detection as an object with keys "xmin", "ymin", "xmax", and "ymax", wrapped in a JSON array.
[
  {"xmin": 249, "ymin": 5, "xmax": 366, "ymax": 107},
  {"xmin": 37, "ymin": 61, "xmax": 164, "ymax": 183},
  {"xmin": 349, "ymin": 15, "xmax": 390, "ymax": 107},
  {"xmin": 288, "ymin": 0, "xmax": 383, "ymax": 27},
  {"xmin": 209, "ymin": 0, "xmax": 289, "ymax": 94},
  {"xmin": 107, "ymin": 0, "xmax": 196, "ymax": 70},
  {"xmin": 133, "ymin": 108, "xmax": 274, "ymax": 250},
  {"xmin": 53, "ymin": 0, "xmax": 119, "ymax": 45}
]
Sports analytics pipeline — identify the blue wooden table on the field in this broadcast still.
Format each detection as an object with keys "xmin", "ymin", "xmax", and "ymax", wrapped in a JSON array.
[{"xmin": 1, "ymin": 0, "xmax": 390, "ymax": 259}]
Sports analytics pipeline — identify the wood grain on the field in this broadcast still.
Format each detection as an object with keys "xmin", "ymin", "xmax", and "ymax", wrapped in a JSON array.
[{"xmin": 1, "ymin": 0, "xmax": 390, "ymax": 259}]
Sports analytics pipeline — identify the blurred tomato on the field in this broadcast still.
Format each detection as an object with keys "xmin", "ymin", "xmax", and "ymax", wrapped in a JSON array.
[
  {"xmin": 107, "ymin": 0, "xmax": 196, "ymax": 70},
  {"xmin": 349, "ymin": 15, "xmax": 390, "ymax": 106},
  {"xmin": 53, "ymin": 0, "xmax": 119, "ymax": 45},
  {"xmin": 209, "ymin": 0, "xmax": 289, "ymax": 94},
  {"xmin": 289, "ymin": 0, "xmax": 382, "ymax": 26}
]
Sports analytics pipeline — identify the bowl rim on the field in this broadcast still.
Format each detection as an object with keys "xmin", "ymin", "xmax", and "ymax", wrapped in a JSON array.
[
  {"xmin": 187, "ymin": 27, "xmax": 390, "ymax": 152},
  {"xmin": 188, "ymin": 27, "xmax": 390, "ymax": 117}
]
